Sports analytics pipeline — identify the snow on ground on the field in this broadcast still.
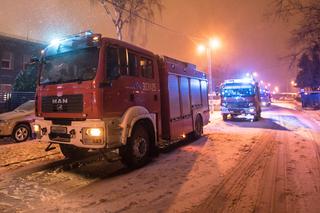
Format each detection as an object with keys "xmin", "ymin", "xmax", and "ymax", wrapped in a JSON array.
[
  {"xmin": 0, "ymin": 111, "xmax": 263, "ymax": 213},
  {"xmin": 0, "ymin": 139, "xmax": 62, "ymax": 171},
  {"xmin": 0, "ymin": 101, "xmax": 320, "ymax": 212}
]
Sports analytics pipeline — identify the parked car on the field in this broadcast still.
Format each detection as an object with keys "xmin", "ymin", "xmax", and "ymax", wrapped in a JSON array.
[{"xmin": 0, "ymin": 100, "xmax": 35, "ymax": 142}]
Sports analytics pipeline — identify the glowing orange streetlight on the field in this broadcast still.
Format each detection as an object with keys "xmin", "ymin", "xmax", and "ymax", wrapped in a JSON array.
[
  {"xmin": 209, "ymin": 38, "xmax": 221, "ymax": 50},
  {"xmin": 196, "ymin": 37, "xmax": 221, "ymax": 94},
  {"xmin": 197, "ymin": 44, "xmax": 206, "ymax": 54}
]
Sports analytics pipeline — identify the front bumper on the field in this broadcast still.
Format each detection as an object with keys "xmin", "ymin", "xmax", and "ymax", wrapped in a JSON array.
[
  {"xmin": 221, "ymin": 106, "xmax": 257, "ymax": 115},
  {"xmin": 34, "ymin": 118, "xmax": 107, "ymax": 149}
]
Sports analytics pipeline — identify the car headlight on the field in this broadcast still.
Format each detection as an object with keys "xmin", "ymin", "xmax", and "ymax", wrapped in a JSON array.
[
  {"xmin": 248, "ymin": 102, "xmax": 254, "ymax": 107},
  {"xmin": 221, "ymin": 102, "xmax": 227, "ymax": 107},
  {"xmin": 249, "ymin": 108, "xmax": 255, "ymax": 113}
]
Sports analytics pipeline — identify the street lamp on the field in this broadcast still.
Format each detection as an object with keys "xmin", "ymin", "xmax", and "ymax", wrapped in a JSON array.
[{"xmin": 197, "ymin": 37, "xmax": 221, "ymax": 94}]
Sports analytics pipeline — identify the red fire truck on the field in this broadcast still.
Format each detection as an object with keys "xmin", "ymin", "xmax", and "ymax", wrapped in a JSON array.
[{"xmin": 34, "ymin": 31, "xmax": 209, "ymax": 168}]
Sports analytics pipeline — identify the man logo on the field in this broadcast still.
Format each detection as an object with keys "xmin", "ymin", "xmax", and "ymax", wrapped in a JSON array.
[
  {"xmin": 56, "ymin": 104, "xmax": 63, "ymax": 111},
  {"xmin": 52, "ymin": 98, "xmax": 68, "ymax": 104}
]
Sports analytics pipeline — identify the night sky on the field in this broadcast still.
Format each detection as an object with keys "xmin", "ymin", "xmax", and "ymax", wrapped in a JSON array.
[{"xmin": 0, "ymin": 0, "xmax": 296, "ymax": 91}]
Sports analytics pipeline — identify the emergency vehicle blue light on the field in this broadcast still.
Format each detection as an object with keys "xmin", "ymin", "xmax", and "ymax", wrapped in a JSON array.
[
  {"xmin": 50, "ymin": 39, "xmax": 61, "ymax": 46},
  {"xmin": 84, "ymin": 31, "xmax": 93, "ymax": 36}
]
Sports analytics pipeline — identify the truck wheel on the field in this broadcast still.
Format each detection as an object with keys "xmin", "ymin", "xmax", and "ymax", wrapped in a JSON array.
[
  {"xmin": 59, "ymin": 144, "xmax": 88, "ymax": 159},
  {"xmin": 193, "ymin": 115, "xmax": 203, "ymax": 139},
  {"xmin": 12, "ymin": 124, "xmax": 30, "ymax": 142},
  {"xmin": 222, "ymin": 114, "xmax": 228, "ymax": 121},
  {"xmin": 120, "ymin": 125, "xmax": 151, "ymax": 169}
]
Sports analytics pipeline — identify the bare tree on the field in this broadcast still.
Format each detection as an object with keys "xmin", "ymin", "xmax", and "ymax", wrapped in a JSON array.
[
  {"xmin": 271, "ymin": 0, "xmax": 320, "ymax": 58},
  {"xmin": 270, "ymin": 0, "xmax": 320, "ymax": 89},
  {"xmin": 91, "ymin": 0, "xmax": 163, "ymax": 41}
]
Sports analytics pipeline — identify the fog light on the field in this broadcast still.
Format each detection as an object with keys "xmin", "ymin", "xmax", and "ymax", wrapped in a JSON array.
[{"xmin": 86, "ymin": 128, "xmax": 102, "ymax": 137}]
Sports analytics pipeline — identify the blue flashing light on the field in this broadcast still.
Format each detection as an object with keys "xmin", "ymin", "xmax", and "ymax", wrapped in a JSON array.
[
  {"xmin": 50, "ymin": 38, "xmax": 61, "ymax": 46},
  {"xmin": 84, "ymin": 31, "xmax": 93, "ymax": 36}
]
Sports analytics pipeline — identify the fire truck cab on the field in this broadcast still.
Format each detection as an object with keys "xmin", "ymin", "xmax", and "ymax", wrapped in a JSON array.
[{"xmin": 34, "ymin": 32, "xmax": 209, "ymax": 168}]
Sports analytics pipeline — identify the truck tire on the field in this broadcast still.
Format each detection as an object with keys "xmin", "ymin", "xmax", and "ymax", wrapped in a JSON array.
[
  {"xmin": 59, "ymin": 144, "xmax": 88, "ymax": 159},
  {"xmin": 222, "ymin": 114, "xmax": 228, "ymax": 121},
  {"xmin": 120, "ymin": 124, "xmax": 151, "ymax": 169},
  {"xmin": 12, "ymin": 124, "xmax": 30, "ymax": 142},
  {"xmin": 193, "ymin": 115, "xmax": 203, "ymax": 139}
]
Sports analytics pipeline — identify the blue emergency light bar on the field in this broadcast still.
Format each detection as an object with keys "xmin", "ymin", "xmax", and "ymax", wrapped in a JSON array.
[
  {"xmin": 43, "ymin": 31, "xmax": 101, "ymax": 56},
  {"xmin": 223, "ymin": 78, "xmax": 256, "ymax": 85}
]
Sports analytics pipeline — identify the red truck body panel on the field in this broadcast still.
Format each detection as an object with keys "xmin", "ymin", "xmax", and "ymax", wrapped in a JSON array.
[{"xmin": 159, "ymin": 56, "xmax": 209, "ymax": 140}]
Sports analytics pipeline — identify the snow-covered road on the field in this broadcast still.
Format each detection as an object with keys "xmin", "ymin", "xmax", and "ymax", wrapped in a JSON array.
[{"xmin": 0, "ymin": 102, "xmax": 319, "ymax": 213}]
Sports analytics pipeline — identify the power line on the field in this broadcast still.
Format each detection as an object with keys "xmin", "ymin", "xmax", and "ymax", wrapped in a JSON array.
[{"xmin": 101, "ymin": 0, "xmax": 204, "ymax": 42}]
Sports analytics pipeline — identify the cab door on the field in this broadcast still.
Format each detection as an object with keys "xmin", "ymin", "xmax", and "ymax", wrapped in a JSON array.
[{"xmin": 102, "ymin": 45, "xmax": 138, "ymax": 117}]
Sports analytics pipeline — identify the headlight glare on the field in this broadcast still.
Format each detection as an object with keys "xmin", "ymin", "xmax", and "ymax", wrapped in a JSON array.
[
  {"xmin": 86, "ymin": 128, "xmax": 102, "ymax": 137},
  {"xmin": 33, "ymin": 124, "xmax": 41, "ymax": 132}
]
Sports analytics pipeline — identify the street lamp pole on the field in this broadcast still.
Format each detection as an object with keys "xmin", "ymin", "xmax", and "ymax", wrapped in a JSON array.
[
  {"xmin": 207, "ymin": 48, "xmax": 213, "ymax": 95},
  {"xmin": 197, "ymin": 37, "xmax": 221, "ymax": 95}
]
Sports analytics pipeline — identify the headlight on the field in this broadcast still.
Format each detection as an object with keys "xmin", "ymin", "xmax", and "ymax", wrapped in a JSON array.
[
  {"xmin": 82, "ymin": 127, "xmax": 104, "ymax": 145},
  {"xmin": 221, "ymin": 102, "xmax": 227, "ymax": 107},
  {"xmin": 248, "ymin": 102, "xmax": 254, "ymax": 107},
  {"xmin": 33, "ymin": 124, "xmax": 41, "ymax": 132},
  {"xmin": 85, "ymin": 128, "xmax": 103, "ymax": 137},
  {"xmin": 249, "ymin": 108, "xmax": 256, "ymax": 113}
]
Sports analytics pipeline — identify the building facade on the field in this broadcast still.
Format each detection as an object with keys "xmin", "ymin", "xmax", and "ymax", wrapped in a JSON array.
[{"xmin": 0, "ymin": 34, "xmax": 45, "ymax": 108}]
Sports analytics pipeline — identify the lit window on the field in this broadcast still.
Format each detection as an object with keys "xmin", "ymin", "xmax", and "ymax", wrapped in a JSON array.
[{"xmin": 1, "ymin": 52, "xmax": 13, "ymax": 70}]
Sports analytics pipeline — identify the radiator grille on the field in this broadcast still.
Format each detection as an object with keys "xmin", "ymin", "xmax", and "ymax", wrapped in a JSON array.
[{"xmin": 42, "ymin": 95, "xmax": 83, "ymax": 113}]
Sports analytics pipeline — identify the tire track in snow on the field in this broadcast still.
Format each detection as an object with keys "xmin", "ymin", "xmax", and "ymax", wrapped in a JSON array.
[{"xmin": 193, "ymin": 130, "xmax": 277, "ymax": 212}]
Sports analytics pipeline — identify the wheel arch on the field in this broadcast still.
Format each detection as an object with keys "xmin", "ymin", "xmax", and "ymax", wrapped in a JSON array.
[
  {"xmin": 13, "ymin": 121, "xmax": 32, "ymax": 135},
  {"xmin": 193, "ymin": 111, "xmax": 204, "ymax": 131},
  {"xmin": 120, "ymin": 106, "xmax": 157, "ymax": 146}
]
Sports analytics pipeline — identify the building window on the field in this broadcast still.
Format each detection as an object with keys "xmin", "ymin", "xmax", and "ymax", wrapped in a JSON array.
[
  {"xmin": 140, "ymin": 57, "xmax": 153, "ymax": 79},
  {"xmin": 23, "ymin": 55, "xmax": 31, "ymax": 70},
  {"xmin": 1, "ymin": 52, "xmax": 13, "ymax": 70}
]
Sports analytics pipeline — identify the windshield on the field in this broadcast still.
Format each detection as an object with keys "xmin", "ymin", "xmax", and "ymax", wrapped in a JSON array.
[
  {"xmin": 15, "ymin": 100, "xmax": 35, "ymax": 111},
  {"xmin": 222, "ymin": 84, "xmax": 255, "ymax": 97},
  {"xmin": 40, "ymin": 47, "xmax": 99, "ymax": 85}
]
